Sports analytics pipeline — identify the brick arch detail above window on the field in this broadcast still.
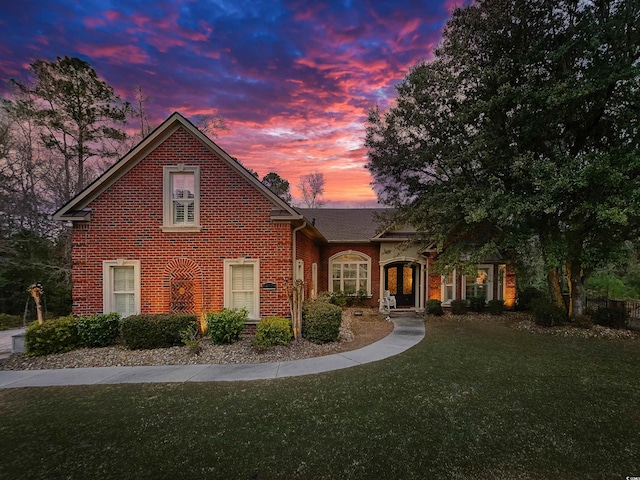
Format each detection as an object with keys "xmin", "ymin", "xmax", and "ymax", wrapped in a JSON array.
[{"xmin": 163, "ymin": 258, "xmax": 203, "ymax": 314}]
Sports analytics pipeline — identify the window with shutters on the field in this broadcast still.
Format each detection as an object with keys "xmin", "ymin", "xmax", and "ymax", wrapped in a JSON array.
[
  {"xmin": 224, "ymin": 259, "xmax": 260, "ymax": 320},
  {"xmin": 103, "ymin": 260, "xmax": 140, "ymax": 317},
  {"xmin": 162, "ymin": 165, "xmax": 200, "ymax": 232}
]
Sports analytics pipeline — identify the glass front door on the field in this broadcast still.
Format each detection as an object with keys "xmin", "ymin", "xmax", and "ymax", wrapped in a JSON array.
[{"xmin": 385, "ymin": 263, "xmax": 417, "ymax": 307}]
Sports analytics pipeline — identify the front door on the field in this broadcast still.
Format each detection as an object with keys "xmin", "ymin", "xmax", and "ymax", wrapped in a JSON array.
[{"xmin": 385, "ymin": 263, "xmax": 416, "ymax": 308}]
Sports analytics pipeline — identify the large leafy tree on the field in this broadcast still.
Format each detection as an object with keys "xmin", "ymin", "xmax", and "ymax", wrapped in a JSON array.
[
  {"xmin": 10, "ymin": 56, "xmax": 131, "ymax": 203},
  {"xmin": 366, "ymin": 0, "xmax": 640, "ymax": 316}
]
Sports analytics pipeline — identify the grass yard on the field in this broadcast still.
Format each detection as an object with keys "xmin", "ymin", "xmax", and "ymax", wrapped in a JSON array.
[{"xmin": 1, "ymin": 315, "xmax": 639, "ymax": 479}]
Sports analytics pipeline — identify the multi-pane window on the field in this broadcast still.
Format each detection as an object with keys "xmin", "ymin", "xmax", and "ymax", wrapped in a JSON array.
[
  {"xmin": 330, "ymin": 252, "xmax": 370, "ymax": 295},
  {"xmin": 163, "ymin": 165, "xmax": 200, "ymax": 230},
  {"xmin": 103, "ymin": 260, "xmax": 140, "ymax": 318},
  {"xmin": 464, "ymin": 265, "xmax": 493, "ymax": 301}
]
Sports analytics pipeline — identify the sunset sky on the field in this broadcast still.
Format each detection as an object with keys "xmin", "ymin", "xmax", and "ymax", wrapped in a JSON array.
[{"xmin": 0, "ymin": 0, "xmax": 464, "ymax": 206}]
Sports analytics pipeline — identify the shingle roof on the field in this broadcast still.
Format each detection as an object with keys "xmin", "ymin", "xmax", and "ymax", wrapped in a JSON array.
[{"xmin": 297, "ymin": 208, "xmax": 390, "ymax": 242}]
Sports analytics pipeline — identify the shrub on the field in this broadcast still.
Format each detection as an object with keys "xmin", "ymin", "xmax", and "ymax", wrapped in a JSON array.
[
  {"xmin": 426, "ymin": 299, "xmax": 444, "ymax": 316},
  {"xmin": 488, "ymin": 299, "xmax": 505, "ymax": 315},
  {"xmin": 120, "ymin": 314, "xmax": 198, "ymax": 349},
  {"xmin": 25, "ymin": 316, "xmax": 80, "ymax": 356},
  {"xmin": 329, "ymin": 291, "xmax": 348, "ymax": 307},
  {"xmin": 593, "ymin": 306, "xmax": 627, "ymax": 329},
  {"xmin": 468, "ymin": 296, "xmax": 486, "ymax": 313},
  {"xmin": 76, "ymin": 313, "xmax": 121, "ymax": 347},
  {"xmin": 303, "ymin": 301, "xmax": 342, "ymax": 344},
  {"xmin": 531, "ymin": 298, "xmax": 568, "ymax": 327},
  {"xmin": 328, "ymin": 290, "xmax": 368, "ymax": 308},
  {"xmin": 516, "ymin": 287, "xmax": 544, "ymax": 311},
  {"xmin": 572, "ymin": 314, "xmax": 594, "ymax": 329},
  {"xmin": 206, "ymin": 308, "xmax": 247, "ymax": 345},
  {"xmin": 253, "ymin": 316, "xmax": 293, "ymax": 349},
  {"xmin": 181, "ymin": 323, "xmax": 202, "ymax": 354},
  {"xmin": 0, "ymin": 313, "xmax": 22, "ymax": 330},
  {"xmin": 450, "ymin": 299, "xmax": 468, "ymax": 315}
]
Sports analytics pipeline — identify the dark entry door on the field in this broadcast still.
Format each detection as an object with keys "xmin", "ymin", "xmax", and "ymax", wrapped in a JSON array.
[{"xmin": 385, "ymin": 263, "xmax": 416, "ymax": 307}]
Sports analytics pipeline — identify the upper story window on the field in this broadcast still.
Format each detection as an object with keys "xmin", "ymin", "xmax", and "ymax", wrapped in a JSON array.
[
  {"xmin": 162, "ymin": 165, "xmax": 201, "ymax": 232},
  {"xmin": 329, "ymin": 251, "xmax": 371, "ymax": 295}
]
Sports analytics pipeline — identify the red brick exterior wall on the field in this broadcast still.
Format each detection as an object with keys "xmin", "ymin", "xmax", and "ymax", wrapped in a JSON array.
[
  {"xmin": 295, "ymin": 231, "xmax": 321, "ymax": 300},
  {"xmin": 71, "ymin": 126, "xmax": 293, "ymax": 318}
]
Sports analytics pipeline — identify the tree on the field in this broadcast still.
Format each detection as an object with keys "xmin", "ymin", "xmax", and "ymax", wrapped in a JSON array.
[
  {"xmin": 193, "ymin": 113, "xmax": 228, "ymax": 138},
  {"xmin": 10, "ymin": 56, "xmax": 131, "ymax": 203},
  {"xmin": 298, "ymin": 172, "xmax": 326, "ymax": 208},
  {"xmin": 366, "ymin": 0, "xmax": 640, "ymax": 317},
  {"xmin": 132, "ymin": 84, "xmax": 152, "ymax": 139},
  {"xmin": 262, "ymin": 172, "xmax": 292, "ymax": 203}
]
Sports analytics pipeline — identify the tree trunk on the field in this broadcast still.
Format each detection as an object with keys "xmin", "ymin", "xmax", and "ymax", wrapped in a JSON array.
[
  {"xmin": 547, "ymin": 268, "xmax": 565, "ymax": 311},
  {"xmin": 566, "ymin": 261, "xmax": 587, "ymax": 317}
]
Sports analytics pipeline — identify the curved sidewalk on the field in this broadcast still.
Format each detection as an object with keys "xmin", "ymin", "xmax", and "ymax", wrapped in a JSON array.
[{"xmin": 0, "ymin": 316, "xmax": 424, "ymax": 389}]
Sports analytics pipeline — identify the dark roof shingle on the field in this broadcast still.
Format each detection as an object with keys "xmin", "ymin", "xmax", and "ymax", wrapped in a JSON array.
[{"xmin": 298, "ymin": 208, "xmax": 389, "ymax": 242}]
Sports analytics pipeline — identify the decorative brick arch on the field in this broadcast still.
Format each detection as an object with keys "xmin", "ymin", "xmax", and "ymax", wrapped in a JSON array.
[{"xmin": 163, "ymin": 258, "xmax": 203, "ymax": 314}]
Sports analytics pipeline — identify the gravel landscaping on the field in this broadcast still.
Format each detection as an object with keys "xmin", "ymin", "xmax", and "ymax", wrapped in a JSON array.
[{"xmin": 0, "ymin": 308, "xmax": 394, "ymax": 371}]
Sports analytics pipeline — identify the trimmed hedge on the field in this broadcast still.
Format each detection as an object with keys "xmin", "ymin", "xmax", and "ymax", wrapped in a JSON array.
[
  {"xmin": 426, "ymin": 299, "xmax": 444, "ymax": 316},
  {"xmin": 450, "ymin": 299, "xmax": 468, "ymax": 315},
  {"xmin": 303, "ymin": 301, "xmax": 342, "ymax": 344},
  {"xmin": 469, "ymin": 296, "xmax": 486, "ymax": 313},
  {"xmin": 206, "ymin": 308, "xmax": 247, "ymax": 345},
  {"xmin": 488, "ymin": 299, "xmax": 505, "ymax": 315},
  {"xmin": 25, "ymin": 316, "xmax": 80, "ymax": 356},
  {"xmin": 531, "ymin": 298, "xmax": 567, "ymax": 327},
  {"xmin": 253, "ymin": 316, "xmax": 293, "ymax": 349},
  {"xmin": 120, "ymin": 314, "xmax": 198, "ymax": 349},
  {"xmin": 76, "ymin": 313, "xmax": 121, "ymax": 347},
  {"xmin": 593, "ymin": 306, "xmax": 627, "ymax": 329}
]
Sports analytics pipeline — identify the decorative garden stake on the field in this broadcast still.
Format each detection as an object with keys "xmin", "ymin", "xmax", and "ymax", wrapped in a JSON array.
[{"xmin": 28, "ymin": 283, "xmax": 45, "ymax": 324}]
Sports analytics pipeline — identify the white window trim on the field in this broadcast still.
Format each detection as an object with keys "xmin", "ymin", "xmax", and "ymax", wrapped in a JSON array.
[
  {"xmin": 462, "ymin": 264, "xmax": 494, "ymax": 301},
  {"xmin": 103, "ymin": 259, "xmax": 141, "ymax": 317},
  {"xmin": 328, "ymin": 250, "xmax": 372, "ymax": 296},
  {"xmin": 162, "ymin": 164, "xmax": 201, "ymax": 232},
  {"xmin": 441, "ymin": 269, "xmax": 457, "ymax": 305},
  {"xmin": 224, "ymin": 258, "xmax": 260, "ymax": 321},
  {"xmin": 497, "ymin": 264, "xmax": 506, "ymax": 301},
  {"xmin": 311, "ymin": 262, "xmax": 318, "ymax": 299}
]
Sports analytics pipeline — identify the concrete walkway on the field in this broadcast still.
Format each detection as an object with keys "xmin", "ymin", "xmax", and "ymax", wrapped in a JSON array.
[{"xmin": 0, "ymin": 317, "xmax": 424, "ymax": 389}]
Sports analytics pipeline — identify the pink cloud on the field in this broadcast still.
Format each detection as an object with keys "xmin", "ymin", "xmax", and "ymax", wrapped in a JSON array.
[{"xmin": 78, "ymin": 44, "xmax": 150, "ymax": 65}]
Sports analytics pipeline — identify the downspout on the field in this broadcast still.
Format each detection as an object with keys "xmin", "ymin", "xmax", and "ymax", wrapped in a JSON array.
[
  {"xmin": 292, "ymin": 221, "xmax": 307, "ymax": 280},
  {"xmin": 291, "ymin": 221, "xmax": 307, "ymax": 341}
]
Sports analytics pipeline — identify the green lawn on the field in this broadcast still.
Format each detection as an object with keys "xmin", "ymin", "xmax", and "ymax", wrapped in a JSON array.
[{"xmin": 1, "ymin": 316, "xmax": 639, "ymax": 479}]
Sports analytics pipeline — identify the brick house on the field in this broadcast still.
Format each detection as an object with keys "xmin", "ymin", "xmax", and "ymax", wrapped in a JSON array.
[{"xmin": 54, "ymin": 112, "xmax": 515, "ymax": 322}]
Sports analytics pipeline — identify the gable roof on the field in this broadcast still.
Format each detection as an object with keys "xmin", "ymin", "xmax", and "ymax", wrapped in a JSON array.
[
  {"xmin": 53, "ymin": 112, "xmax": 301, "ymax": 222},
  {"xmin": 297, "ymin": 208, "xmax": 389, "ymax": 242}
]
